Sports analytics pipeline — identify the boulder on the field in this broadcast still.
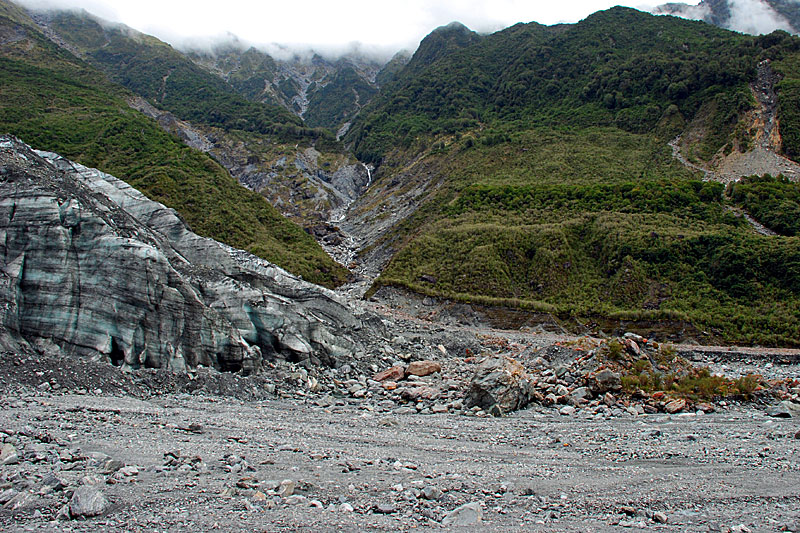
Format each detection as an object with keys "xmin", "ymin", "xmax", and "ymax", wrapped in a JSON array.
[
  {"xmin": 0, "ymin": 136, "xmax": 372, "ymax": 374},
  {"xmin": 766, "ymin": 401, "xmax": 800, "ymax": 418},
  {"xmin": 570, "ymin": 386, "xmax": 592, "ymax": 402},
  {"xmin": 442, "ymin": 502, "xmax": 482, "ymax": 527},
  {"xmin": 624, "ymin": 338, "xmax": 641, "ymax": 356},
  {"xmin": 400, "ymin": 386, "xmax": 440, "ymax": 401},
  {"xmin": 0, "ymin": 444, "xmax": 18, "ymax": 465},
  {"xmin": 405, "ymin": 360, "xmax": 442, "ymax": 377},
  {"xmin": 373, "ymin": 366, "xmax": 405, "ymax": 382},
  {"xmin": 465, "ymin": 356, "xmax": 534, "ymax": 415},
  {"xmin": 69, "ymin": 486, "xmax": 109, "ymax": 518},
  {"xmin": 587, "ymin": 369, "xmax": 622, "ymax": 395},
  {"xmin": 665, "ymin": 398, "xmax": 687, "ymax": 414}
]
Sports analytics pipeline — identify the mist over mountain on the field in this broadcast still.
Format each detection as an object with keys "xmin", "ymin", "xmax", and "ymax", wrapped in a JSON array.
[
  {"xmin": 654, "ymin": 0, "xmax": 800, "ymax": 35},
  {"xmin": 184, "ymin": 37, "xmax": 392, "ymax": 130}
]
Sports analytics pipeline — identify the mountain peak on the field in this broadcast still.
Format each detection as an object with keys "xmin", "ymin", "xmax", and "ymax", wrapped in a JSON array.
[
  {"xmin": 433, "ymin": 21, "xmax": 473, "ymax": 34},
  {"xmin": 405, "ymin": 21, "xmax": 480, "ymax": 73}
]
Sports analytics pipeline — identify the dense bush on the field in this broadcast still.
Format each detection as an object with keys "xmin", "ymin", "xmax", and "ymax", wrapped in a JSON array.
[
  {"xmin": 728, "ymin": 174, "xmax": 800, "ymax": 236},
  {"xmin": 348, "ymin": 8, "xmax": 800, "ymax": 162}
]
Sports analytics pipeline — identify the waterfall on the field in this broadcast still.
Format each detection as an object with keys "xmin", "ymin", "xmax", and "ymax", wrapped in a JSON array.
[{"xmin": 362, "ymin": 162, "xmax": 373, "ymax": 189}]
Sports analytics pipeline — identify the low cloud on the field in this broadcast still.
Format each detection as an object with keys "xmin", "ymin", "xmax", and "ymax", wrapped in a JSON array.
[
  {"xmin": 14, "ymin": 0, "xmax": 678, "ymax": 56},
  {"xmin": 652, "ymin": 0, "xmax": 796, "ymax": 34},
  {"xmin": 177, "ymin": 34, "xmax": 399, "ymax": 64},
  {"xmin": 652, "ymin": 2, "xmax": 711, "ymax": 20},
  {"xmin": 727, "ymin": 0, "xmax": 795, "ymax": 34}
]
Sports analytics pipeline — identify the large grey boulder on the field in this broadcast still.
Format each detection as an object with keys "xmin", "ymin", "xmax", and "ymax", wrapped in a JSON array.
[
  {"xmin": 587, "ymin": 369, "xmax": 623, "ymax": 395},
  {"xmin": 465, "ymin": 356, "xmax": 534, "ymax": 415},
  {"xmin": 69, "ymin": 486, "xmax": 109, "ymax": 518},
  {"xmin": 766, "ymin": 400, "xmax": 800, "ymax": 418},
  {"xmin": 0, "ymin": 136, "xmax": 368, "ymax": 373}
]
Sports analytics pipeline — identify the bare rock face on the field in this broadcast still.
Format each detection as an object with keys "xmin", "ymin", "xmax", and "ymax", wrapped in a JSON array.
[{"xmin": 0, "ymin": 135, "xmax": 368, "ymax": 374}]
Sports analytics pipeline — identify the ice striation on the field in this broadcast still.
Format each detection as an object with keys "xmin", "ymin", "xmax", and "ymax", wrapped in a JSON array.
[{"xmin": 0, "ymin": 135, "xmax": 374, "ymax": 374}]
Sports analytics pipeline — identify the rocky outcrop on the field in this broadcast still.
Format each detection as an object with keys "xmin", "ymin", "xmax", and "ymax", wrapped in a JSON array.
[
  {"xmin": 0, "ymin": 135, "xmax": 371, "ymax": 374},
  {"xmin": 127, "ymin": 97, "xmax": 370, "ymax": 224}
]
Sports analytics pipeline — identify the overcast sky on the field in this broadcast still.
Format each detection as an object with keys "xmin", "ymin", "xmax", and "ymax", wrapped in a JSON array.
[{"xmin": 17, "ymin": 0, "xmax": 689, "ymax": 54}]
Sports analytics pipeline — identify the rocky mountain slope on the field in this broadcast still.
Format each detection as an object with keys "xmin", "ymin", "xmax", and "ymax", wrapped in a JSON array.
[
  {"xmin": 27, "ymin": 8, "xmax": 320, "ymax": 144},
  {"xmin": 29, "ymin": 6, "xmax": 399, "ymax": 134},
  {"xmin": 0, "ymin": 135, "xmax": 372, "ymax": 372},
  {"xmin": 21, "ymin": 4, "xmax": 385, "ymax": 231},
  {"xmin": 126, "ymin": 95, "xmax": 371, "ymax": 227},
  {"xmin": 186, "ymin": 42, "xmax": 390, "ymax": 132},
  {"xmin": 654, "ymin": 0, "xmax": 800, "ymax": 35},
  {"xmin": 5, "ymin": 0, "xmax": 800, "ymax": 346}
]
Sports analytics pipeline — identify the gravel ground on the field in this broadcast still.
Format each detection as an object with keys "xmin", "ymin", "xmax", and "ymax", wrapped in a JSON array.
[
  {"xmin": 1, "ymin": 382, "xmax": 798, "ymax": 532},
  {"xmin": 1, "ymin": 292, "xmax": 799, "ymax": 532}
]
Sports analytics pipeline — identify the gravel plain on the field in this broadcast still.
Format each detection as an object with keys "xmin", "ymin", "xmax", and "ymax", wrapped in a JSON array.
[{"xmin": 1, "ymin": 344, "xmax": 799, "ymax": 532}]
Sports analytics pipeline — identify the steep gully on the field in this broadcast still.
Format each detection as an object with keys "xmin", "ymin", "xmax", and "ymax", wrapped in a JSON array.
[
  {"xmin": 320, "ymin": 162, "xmax": 377, "ymax": 299},
  {"xmin": 669, "ymin": 59, "xmax": 798, "ymax": 236},
  {"xmin": 124, "ymin": 95, "xmax": 384, "ymax": 297}
]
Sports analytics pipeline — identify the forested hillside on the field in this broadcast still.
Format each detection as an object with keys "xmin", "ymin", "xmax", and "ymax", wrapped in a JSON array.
[
  {"xmin": 347, "ymin": 8, "xmax": 800, "ymax": 345},
  {"xmin": 0, "ymin": 1, "xmax": 347, "ymax": 287},
  {"xmin": 34, "ymin": 9, "xmax": 337, "ymax": 145}
]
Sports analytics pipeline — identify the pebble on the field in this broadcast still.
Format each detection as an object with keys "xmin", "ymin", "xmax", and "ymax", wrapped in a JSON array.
[
  {"xmin": 442, "ymin": 502, "xmax": 482, "ymax": 526},
  {"xmin": 374, "ymin": 502, "xmax": 397, "ymax": 514}
]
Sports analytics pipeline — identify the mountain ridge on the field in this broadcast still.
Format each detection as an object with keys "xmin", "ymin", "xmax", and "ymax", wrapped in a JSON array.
[
  {"xmin": 341, "ymin": 7, "xmax": 800, "ymax": 345},
  {"xmin": 5, "ymin": 0, "xmax": 800, "ymax": 345}
]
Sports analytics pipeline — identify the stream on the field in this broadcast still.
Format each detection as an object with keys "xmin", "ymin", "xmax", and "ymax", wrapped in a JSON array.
[{"xmin": 320, "ymin": 163, "xmax": 377, "ymax": 298}]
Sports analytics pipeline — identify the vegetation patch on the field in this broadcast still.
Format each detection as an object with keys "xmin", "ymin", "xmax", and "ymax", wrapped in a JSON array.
[{"xmin": 728, "ymin": 174, "xmax": 800, "ymax": 236}]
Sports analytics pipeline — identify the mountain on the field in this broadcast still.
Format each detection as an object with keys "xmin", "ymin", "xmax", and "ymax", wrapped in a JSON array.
[
  {"xmin": 186, "ymin": 42, "xmax": 389, "ymax": 132},
  {"xmin": 5, "ymin": 0, "xmax": 800, "ymax": 345},
  {"xmin": 0, "ymin": 0, "xmax": 347, "ymax": 287},
  {"xmin": 654, "ymin": 0, "xmax": 800, "ymax": 35},
  {"xmin": 22, "ymin": 4, "xmax": 383, "ymax": 235},
  {"xmin": 344, "ymin": 7, "xmax": 800, "ymax": 346},
  {"xmin": 27, "ymin": 9, "xmax": 332, "ymax": 143}
]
